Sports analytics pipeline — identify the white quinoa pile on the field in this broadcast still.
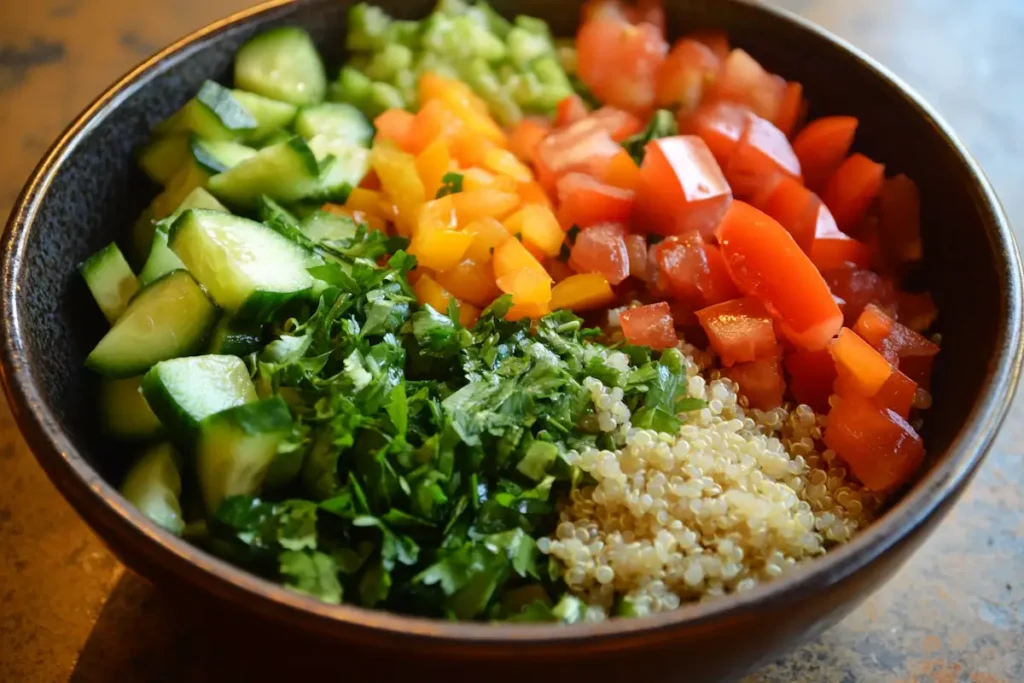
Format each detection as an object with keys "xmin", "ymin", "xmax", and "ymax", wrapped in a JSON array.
[{"xmin": 540, "ymin": 345, "xmax": 886, "ymax": 620}]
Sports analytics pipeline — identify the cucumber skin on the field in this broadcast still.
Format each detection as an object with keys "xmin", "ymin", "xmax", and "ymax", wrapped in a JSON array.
[
  {"xmin": 205, "ymin": 137, "xmax": 322, "ymax": 210},
  {"xmin": 206, "ymin": 318, "xmax": 265, "ymax": 356},
  {"xmin": 79, "ymin": 243, "xmax": 140, "ymax": 324},
  {"xmin": 234, "ymin": 27, "xmax": 327, "ymax": 106},
  {"xmin": 189, "ymin": 138, "xmax": 258, "ymax": 175},
  {"xmin": 85, "ymin": 270, "xmax": 219, "ymax": 379},
  {"xmin": 120, "ymin": 443, "xmax": 185, "ymax": 535}
]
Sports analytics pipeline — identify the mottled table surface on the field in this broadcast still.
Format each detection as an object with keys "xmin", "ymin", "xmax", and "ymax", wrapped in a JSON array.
[{"xmin": 1, "ymin": 0, "xmax": 1022, "ymax": 681}]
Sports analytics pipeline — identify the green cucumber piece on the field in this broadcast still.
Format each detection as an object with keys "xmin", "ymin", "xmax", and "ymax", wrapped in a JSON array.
[
  {"xmin": 206, "ymin": 137, "xmax": 321, "ymax": 210},
  {"xmin": 141, "ymin": 354, "xmax": 257, "ymax": 438},
  {"xmin": 301, "ymin": 210, "xmax": 358, "ymax": 244},
  {"xmin": 138, "ymin": 135, "xmax": 190, "ymax": 185},
  {"xmin": 307, "ymin": 135, "xmax": 371, "ymax": 203},
  {"xmin": 138, "ymin": 223, "xmax": 186, "ymax": 286},
  {"xmin": 131, "ymin": 160, "xmax": 210, "ymax": 264},
  {"xmin": 155, "ymin": 81, "xmax": 258, "ymax": 140},
  {"xmin": 329, "ymin": 67, "xmax": 373, "ymax": 110},
  {"xmin": 206, "ymin": 317, "xmax": 264, "ymax": 356},
  {"xmin": 257, "ymin": 196, "xmax": 318, "ymax": 251},
  {"xmin": 190, "ymin": 138, "xmax": 257, "ymax": 175},
  {"xmin": 256, "ymin": 129, "xmax": 294, "ymax": 149},
  {"xmin": 231, "ymin": 89, "xmax": 298, "ymax": 142},
  {"xmin": 80, "ymin": 243, "xmax": 140, "ymax": 324},
  {"xmin": 196, "ymin": 397, "xmax": 292, "ymax": 514},
  {"xmin": 294, "ymin": 102, "xmax": 373, "ymax": 147},
  {"xmin": 234, "ymin": 27, "xmax": 326, "ymax": 106},
  {"xmin": 121, "ymin": 443, "xmax": 185, "ymax": 535},
  {"xmin": 85, "ymin": 270, "xmax": 219, "ymax": 378},
  {"xmin": 169, "ymin": 209, "xmax": 315, "ymax": 320},
  {"xmin": 99, "ymin": 376, "xmax": 163, "ymax": 440}
]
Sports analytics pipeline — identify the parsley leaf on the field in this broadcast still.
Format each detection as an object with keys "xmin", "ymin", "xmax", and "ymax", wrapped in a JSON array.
[
  {"xmin": 436, "ymin": 172, "xmax": 464, "ymax": 198},
  {"xmin": 621, "ymin": 109, "xmax": 678, "ymax": 165}
]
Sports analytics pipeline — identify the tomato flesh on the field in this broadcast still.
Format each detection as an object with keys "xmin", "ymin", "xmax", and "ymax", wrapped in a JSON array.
[
  {"xmin": 722, "ymin": 356, "xmax": 786, "ymax": 411},
  {"xmin": 877, "ymin": 174, "xmax": 923, "ymax": 264},
  {"xmin": 655, "ymin": 232, "xmax": 709, "ymax": 303},
  {"xmin": 536, "ymin": 117, "xmax": 623, "ymax": 189},
  {"xmin": 556, "ymin": 172, "xmax": 635, "ymax": 230},
  {"xmin": 633, "ymin": 135, "xmax": 733, "ymax": 238},
  {"xmin": 852, "ymin": 303, "xmax": 939, "ymax": 387},
  {"xmin": 725, "ymin": 113, "xmax": 802, "ymax": 197},
  {"xmin": 556, "ymin": 95, "xmax": 590, "ymax": 128},
  {"xmin": 820, "ymin": 153, "xmax": 886, "ymax": 233},
  {"xmin": 569, "ymin": 222, "xmax": 631, "ymax": 285},
  {"xmin": 709, "ymin": 49, "xmax": 786, "ymax": 122},
  {"xmin": 696, "ymin": 297, "xmax": 778, "ymax": 366},
  {"xmin": 625, "ymin": 233, "xmax": 649, "ymax": 280},
  {"xmin": 873, "ymin": 369, "xmax": 916, "ymax": 419},
  {"xmin": 784, "ymin": 349, "xmax": 836, "ymax": 413},
  {"xmin": 655, "ymin": 39, "xmax": 721, "ymax": 113},
  {"xmin": 576, "ymin": 18, "xmax": 668, "ymax": 116},
  {"xmin": 792, "ymin": 116, "xmax": 859, "ymax": 191},
  {"xmin": 620, "ymin": 302, "xmax": 679, "ymax": 349},
  {"xmin": 823, "ymin": 267, "xmax": 898, "ymax": 326},
  {"xmin": 702, "ymin": 243, "xmax": 741, "ymax": 305},
  {"xmin": 682, "ymin": 100, "xmax": 751, "ymax": 167},
  {"xmin": 716, "ymin": 201, "xmax": 843, "ymax": 351},
  {"xmin": 823, "ymin": 395, "xmax": 924, "ymax": 492}
]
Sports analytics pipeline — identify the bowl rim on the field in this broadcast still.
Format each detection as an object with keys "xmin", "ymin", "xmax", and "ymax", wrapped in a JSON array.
[{"xmin": 2, "ymin": 0, "xmax": 1021, "ymax": 651}]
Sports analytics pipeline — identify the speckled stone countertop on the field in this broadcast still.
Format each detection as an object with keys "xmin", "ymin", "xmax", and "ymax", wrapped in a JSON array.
[{"xmin": 1, "ymin": 1, "xmax": 1022, "ymax": 681}]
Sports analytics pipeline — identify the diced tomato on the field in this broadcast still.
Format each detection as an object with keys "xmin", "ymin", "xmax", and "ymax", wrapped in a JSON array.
[
  {"xmin": 873, "ymin": 370, "xmax": 916, "ymax": 419},
  {"xmin": 784, "ymin": 349, "xmax": 836, "ymax": 413},
  {"xmin": 577, "ymin": 17, "xmax": 668, "ymax": 115},
  {"xmin": 722, "ymin": 356, "xmax": 786, "ymax": 411},
  {"xmin": 823, "ymin": 395, "xmax": 924, "ymax": 492},
  {"xmin": 852, "ymin": 303, "xmax": 939, "ymax": 387},
  {"xmin": 877, "ymin": 174, "xmax": 923, "ymax": 264},
  {"xmin": 708, "ymin": 49, "xmax": 786, "ymax": 122},
  {"xmin": 625, "ymin": 234, "xmax": 649, "ymax": 280},
  {"xmin": 716, "ymin": 201, "xmax": 843, "ymax": 351},
  {"xmin": 631, "ymin": 0, "xmax": 666, "ymax": 31},
  {"xmin": 581, "ymin": 0, "xmax": 632, "ymax": 23},
  {"xmin": 830, "ymin": 327, "xmax": 894, "ymax": 399},
  {"xmin": 823, "ymin": 267, "xmax": 898, "ymax": 326},
  {"xmin": 681, "ymin": 100, "xmax": 751, "ymax": 167},
  {"xmin": 725, "ymin": 113, "xmax": 802, "ymax": 197},
  {"xmin": 809, "ymin": 204, "xmax": 873, "ymax": 270},
  {"xmin": 509, "ymin": 117, "xmax": 552, "ymax": 163},
  {"xmin": 556, "ymin": 95, "xmax": 591, "ymax": 128},
  {"xmin": 686, "ymin": 30, "xmax": 730, "ymax": 62},
  {"xmin": 590, "ymin": 107, "xmax": 646, "ymax": 142},
  {"xmin": 774, "ymin": 81, "xmax": 805, "ymax": 138},
  {"xmin": 569, "ymin": 223, "xmax": 631, "ymax": 285},
  {"xmin": 894, "ymin": 290, "xmax": 938, "ymax": 333},
  {"xmin": 545, "ymin": 257, "xmax": 576, "ymax": 284},
  {"xmin": 598, "ymin": 148, "xmax": 643, "ymax": 192},
  {"xmin": 633, "ymin": 135, "xmax": 733, "ymax": 238},
  {"xmin": 655, "ymin": 38, "xmax": 721, "ymax": 113},
  {"xmin": 620, "ymin": 302, "xmax": 679, "ymax": 349},
  {"xmin": 820, "ymin": 153, "xmax": 886, "ymax": 233},
  {"xmin": 556, "ymin": 173, "xmax": 635, "ymax": 229},
  {"xmin": 791, "ymin": 116, "xmax": 859, "ymax": 191},
  {"xmin": 696, "ymin": 297, "xmax": 778, "ymax": 366},
  {"xmin": 751, "ymin": 175, "xmax": 818, "ymax": 252},
  {"xmin": 702, "ymin": 243, "xmax": 741, "ymax": 305},
  {"xmin": 535, "ymin": 117, "xmax": 623, "ymax": 190},
  {"xmin": 655, "ymin": 233, "xmax": 709, "ymax": 302}
]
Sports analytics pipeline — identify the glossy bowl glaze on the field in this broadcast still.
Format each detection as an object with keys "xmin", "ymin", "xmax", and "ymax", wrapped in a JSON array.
[{"xmin": 2, "ymin": 0, "xmax": 1020, "ymax": 680}]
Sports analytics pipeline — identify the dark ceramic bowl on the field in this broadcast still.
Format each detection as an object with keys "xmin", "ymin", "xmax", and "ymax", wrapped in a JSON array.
[{"xmin": 2, "ymin": 0, "xmax": 1021, "ymax": 680}]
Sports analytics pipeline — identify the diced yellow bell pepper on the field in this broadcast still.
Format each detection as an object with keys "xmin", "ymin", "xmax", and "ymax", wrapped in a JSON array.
[
  {"xmin": 408, "ymin": 226, "xmax": 473, "ymax": 273},
  {"xmin": 484, "ymin": 147, "xmax": 533, "ymax": 183},
  {"xmin": 517, "ymin": 180, "xmax": 553, "ymax": 208},
  {"xmin": 504, "ymin": 205, "xmax": 564, "ymax": 258},
  {"xmin": 452, "ymin": 189, "xmax": 520, "ymax": 226},
  {"xmin": 496, "ymin": 268, "xmax": 552, "ymax": 306},
  {"xmin": 436, "ymin": 257, "xmax": 500, "ymax": 307},
  {"xmin": 462, "ymin": 167, "xmax": 497, "ymax": 192},
  {"xmin": 413, "ymin": 272, "xmax": 481, "ymax": 327},
  {"xmin": 506, "ymin": 301, "xmax": 550, "ymax": 321},
  {"xmin": 415, "ymin": 138, "xmax": 452, "ymax": 200},
  {"xmin": 420, "ymin": 74, "xmax": 506, "ymax": 148},
  {"xmin": 493, "ymin": 234, "xmax": 551, "ymax": 280},
  {"xmin": 419, "ymin": 72, "xmax": 489, "ymax": 116},
  {"xmin": 417, "ymin": 195, "xmax": 457, "ymax": 234},
  {"xmin": 463, "ymin": 218, "xmax": 510, "ymax": 263},
  {"xmin": 370, "ymin": 141, "xmax": 425, "ymax": 236},
  {"xmin": 550, "ymin": 273, "xmax": 616, "ymax": 312}
]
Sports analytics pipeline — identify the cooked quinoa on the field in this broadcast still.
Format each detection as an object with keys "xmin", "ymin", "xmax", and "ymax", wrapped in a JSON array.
[{"xmin": 540, "ymin": 345, "xmax": 886, "ymax": 620}]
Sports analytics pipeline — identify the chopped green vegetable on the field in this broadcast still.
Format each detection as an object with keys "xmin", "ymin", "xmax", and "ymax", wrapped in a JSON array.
[
  {"xmin": 621, "ymin": 109, "xmax": 679, "ymax": 165},
  {"xmin": 435, "ymin": 172, "xmax": 464, "ymax": 198}
]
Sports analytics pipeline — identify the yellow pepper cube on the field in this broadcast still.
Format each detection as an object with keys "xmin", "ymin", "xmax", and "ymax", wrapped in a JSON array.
[
  {"xmin": 452, "ymin": 189, "xmax": 520, "ymax": 226},
  {"xmin": 504, "ymin": 205, "xmax": 564, "ymax": 258},
  {"xmin": 496, "ymin": 267, "xmax": 553, "ymax": 306},
  {"xmin": 436, "ymin": 257, "xmax": 499, "ymax": 307},
  {"xmin": 370, "ymin": 140, "xmax": 425, "ymax": 236},
  {"xmin": 408, "ymin": 226, "xmax": 473, "ymax": 273},
  {"xmin": 417, "ymin": 195, "xmax": 457, "ymax": 234},
  {"xmin": 464, "ymin": 218, "xmax": 510, "ymax": 263},
  {"xmin": 484, "ymin": 147, "xmax": 533, "ymax": 183},
  {"xmin": 506, "ymin": 301, "xmax": 550, "ymax": 321},
  {"xmin": 492, "ymin": 236, "xmax": 550, "ymax": 280},
  {"xmin": 550, "ymin": 273, "xmax": 616, "ymax": 312},
  {"xmin": 413, "ymin": 272, "xmax": 482, "ymax": 327},
  {"xmin": 415, "ymin": 138, "xmax": 452, "ymax": 200}
]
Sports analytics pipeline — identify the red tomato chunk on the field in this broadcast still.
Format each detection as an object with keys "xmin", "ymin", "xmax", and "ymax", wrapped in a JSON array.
[
  {"xmin": 682, "ymin": 101, "xmax": 751, "ymax": 167},
  {"xmin": 725, "ymin": 114, "xmax": 802, "ymax": 197},
  {"xmin": 708, "ymin": 49, "xmax": 786, "ymax": 122},
  {"xmin": 820, "ymin": 153, "xmax": 885, "ymax": 233},
  {"xmin": 696, "ymin": 297, "xmax": 778, "ymax": 366},
  {"xmin": 823, "ymin": 395, "xmax": 924, "ymax": 492},
  {"xmin": 655, "ymin": 38, "xmax": 721, "ymax": 113},
  {"xmin": 633, "ymin": 136, "xmax": 733, "ymax": 238},
  {"xmin": 556, "ymin": 173, "xmax": 635, "ymax": 229},
  {"xmin": 576, "ymin": 17, "xmax": 668, "ymax": 116},
  {"xmin": 570, "ymin": 223, "xmax": 631, "ymax": 285},
  {"xmin": 853, "ymin": 304, "xmax": 939, "ymax": 387},
  {"xmin": 722, "ymin": 356, "xmax": 786, "ymax": 411},
  {"xmin": 620, "ymin": 302, "xmax": 679, "ymax": 349},
  {"xmin": 784, "ymin": 349, "xmax": 836, "ymax": 413},
  {"xmin": 792, "ymin": 116, "xmax": 858, "ymax": 191}
]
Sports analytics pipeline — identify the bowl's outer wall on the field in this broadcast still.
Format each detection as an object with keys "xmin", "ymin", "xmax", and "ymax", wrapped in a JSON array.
[{"xmin": 2, "ymin": 0, "xmax": 1016, "ymax": 681}]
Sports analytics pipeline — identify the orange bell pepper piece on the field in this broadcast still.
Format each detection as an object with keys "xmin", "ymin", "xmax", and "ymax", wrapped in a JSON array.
[
  {"xmin": 374, "ymin": 109, "xmax": 416, "ymax": 152},
  {"xmin": 493, "ymin": 236, "xmax": 550, "ymax": 280},
  {"xmin": 436, "ymin": 258, "xmax": 500, "ymax": 307},
  {"xmin": 415, "ymin": 138, "xmax": 453, "ymax": 199}
]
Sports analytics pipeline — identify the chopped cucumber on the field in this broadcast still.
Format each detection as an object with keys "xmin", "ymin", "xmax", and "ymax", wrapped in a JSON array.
[
  {"xmin": 131, "ymin": 160, "xmax": 210, "ymax": 264},
  {"xmin": 301, "ymin": 210, "xmax": 358, "ymax": 244},
  {"xmin": 138, "ymin": 135, "xmax": 190, "ymax": 185},
  {"xmin": 121, "ymin": 443, "xmax": 184, "ymax": 535},
  {"xmin": 294, "ymin": 103, "xmax": 373, "ymax": 146},
  {"xmin": 330, "ymin": 67, "xmax": 373, "ymax": 110},
  {"xmin": 141, "ymin": 354, "xmax": 257, "ymax": 438},
  {"xmin": 79, "ymin": 243, "xmax": 140, "ymax": 324},
  {"xmin": 234, "ymin": 27, "xmax": 326, "ymax": 106},
  {"xmin": 171, "ymin": 186, "xmax": 228, "ymax": 216},
  {"xmin": 169, "ymin": 209, "xmax": 315, "ymax": 320},
  {"xmin": 85, "ymin": 270, "xmax": 219, "ymax": 378},
  {"xmin": 190, "ymin": 138, "xmax": 257, "ymax": 175},
  {"xmin": 196, "ymin": 396, "xmax": 292, "ymax": 514},
  {"xmin": 206, "ymin": 137, "xmax": 321, "ymax": 210},
  {"xmin": 257, "ymin": 196, "xmax": 318, "ymax": 251},
  {"xmin": 231, "ymin": 89, "xmax": 298, "ymax": 142},
  {"xmin": 364, "ymin": 44, "xmax": 415, "ymax": 85},
  {"xmin": 155, "ymin": 81, "xmax": 257, "ymax": 140},
  {"xmin": 206, "ymin": 317, "xmax": 264, "ymax": 356},
  {"xmin": 99, "ymin": 376, "xmax": 163, "ymax": 440},
  {"xmin": 307, "ymin": 135, "xmax": 371, "ymax": 203},
  {"xmin": 138, "ymin": 223, "xmax": 186, "ymax": 286},
  {"xmin": 256, "ymin": 129, "xmax": 294, "ymax": 149},
  {"xmin": 347, "ymin": 3, "xmax": 393, "ymax": 51}
]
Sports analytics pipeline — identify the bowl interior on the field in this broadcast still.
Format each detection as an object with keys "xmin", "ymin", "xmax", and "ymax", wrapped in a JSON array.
[{"xmin": 4, "ymin": 0, "xmax": 1016, "ymax": 637}]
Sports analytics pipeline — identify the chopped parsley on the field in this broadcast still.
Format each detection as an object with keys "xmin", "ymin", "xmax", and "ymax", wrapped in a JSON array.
[
  {"xmin": 621, "ymin": 109, "xmax": 678, "ymax": 165},
  {"xmin": 435, "ymin": 171, "xmax": 464, "ymax": 198}
]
